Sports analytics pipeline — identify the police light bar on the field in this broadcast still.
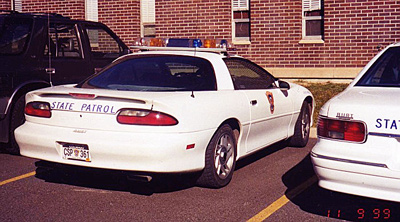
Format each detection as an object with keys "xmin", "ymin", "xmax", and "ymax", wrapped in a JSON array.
[{"xmin": 132, "ymin": 37, "xmax": 234, "ymax": 53}]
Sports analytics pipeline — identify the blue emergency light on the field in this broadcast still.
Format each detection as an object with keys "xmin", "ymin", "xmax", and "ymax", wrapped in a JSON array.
[
  {"xmin": 166, "ymin": 38, "xmax": 203, "ymax": 48},
  {"xmin": 133, "ymin": 37, "xmax": 233, "ymax": 53}
]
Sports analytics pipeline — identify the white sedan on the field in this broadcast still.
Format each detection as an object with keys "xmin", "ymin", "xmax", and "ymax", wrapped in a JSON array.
[
  {"xmin": 311, "ymin": 42, "xmax": 400, "ymax": 201},
  {"xmin": 16, "ymin": 44, "xmax": 314, "ymax": 188}
]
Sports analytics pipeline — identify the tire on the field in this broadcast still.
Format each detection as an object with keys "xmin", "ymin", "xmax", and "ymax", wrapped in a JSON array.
[
  {"xmin": 7, "ymin": 95, "xmax": 26, "ymax": 155},
  {"xmin": 289, "ymin": 101, "xmax": 311, "ymax": 147},
  {"xmin": 196, "ymin": 124, "xmax": 237, "ymax": 188}
]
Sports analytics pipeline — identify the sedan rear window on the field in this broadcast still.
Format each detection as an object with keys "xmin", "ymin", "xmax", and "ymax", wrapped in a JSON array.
[
  {"xmin": 356, "ymin": 47, "xmax": 400, "ymax": 87},
  {"xmin": 81, "ymin": 55, "xmax": 217, "ymax": 91},
  {"xmin": 0, "ymin": 17, "xmax": 32, "ymax": 55}
]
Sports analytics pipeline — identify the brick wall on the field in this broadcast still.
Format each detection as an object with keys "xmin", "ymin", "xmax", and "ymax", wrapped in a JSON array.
[
  {"xmin": 323, "ymin": 0, "xmax": 399, "ymax": 67},
  {"xmin": 247, "ymin": 0, "xmax": 399, "ymax": 78},
  {"xmin": 155, "ymin": 0, "xmax": 231, "ymax": 40},
  {"xmin": 155, "ymin": 0, "xmax": 399, "ymax": 79},
  {"xmin": 22, "ymin": 0, "xmax": 85, "ymax": 20},
  {"xmin": 98, "ymin": 0, "xmax": 140, "ymax": 47},
  {"xmin": 0, "ymin": 0, "xmax": 10, "ymax": 10},
  {"xmin": 5, "ymin": 0, "xmax": 400, "ymax": 79},
  {"xmin": 238, "ymin": 0, "xmax": 303, "ymax": 68}
]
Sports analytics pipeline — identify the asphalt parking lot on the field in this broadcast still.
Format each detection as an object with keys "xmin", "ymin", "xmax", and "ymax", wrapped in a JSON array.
[{"xmin": 1, "ymin": 130, "xmax": 400, "ymax": 221}]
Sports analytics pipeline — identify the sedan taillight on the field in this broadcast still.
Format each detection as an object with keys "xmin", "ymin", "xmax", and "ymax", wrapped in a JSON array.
[
  {"xmin": 317, "ymin": 116, "xmax": 366, "ymax": 143},
  {"xmin": 117, "ymin": 109, "xmax": 178, "ymax": 126},
  {"xmin": 25, "ymin": 102, "xmax": 51, "ymax": 118}
]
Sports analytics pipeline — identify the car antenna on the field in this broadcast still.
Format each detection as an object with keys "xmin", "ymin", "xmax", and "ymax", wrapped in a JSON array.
[
  {"xmin": 47, "ymin": 11, "xmax": 53, "ymax": 87},
  {"xmin": 191, "ymin": 90, "xmax": 195, "ymax": 98}
]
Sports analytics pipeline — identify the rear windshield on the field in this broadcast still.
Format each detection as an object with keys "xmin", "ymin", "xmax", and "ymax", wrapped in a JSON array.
[
  {"xmin": 356, "ymin": 47, "xmax": 400, "ymax": 87},
  {"xmin": 0, "ymin": 17, "xmax": 32, "ymax": 55},
  {"xmin": 81, "ymin": 55, "xmax": 217, "ymax": 91}
]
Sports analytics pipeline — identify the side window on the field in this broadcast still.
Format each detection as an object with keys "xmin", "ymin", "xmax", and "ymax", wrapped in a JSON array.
[
  {"xmin": 0, "ymin": 17, "xmax": 32, "ymax": 54},
  {"xmin": 356, "ymin": 47, "xmax": 400, "ymax": 87},
  {"xmin": 224, "ymin": 58, "xmax": 275, "ymax": 89},
  {"xmin": 44, "ymin": 23, "xmax": 82, "ymax": 58},
  {"xmin": 85, "ymin": 25, "xmax": 122, "ymax": 59}
]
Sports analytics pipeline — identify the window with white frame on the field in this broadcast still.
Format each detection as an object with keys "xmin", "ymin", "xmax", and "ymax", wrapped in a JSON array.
[
  {"xmin": 12, "ymin": 0, "xmax": 22, "ymax": 12},
  {"xmin": 141, "ymin": 0, "xmax": 156, "ymax": 37},
  {"xmin": 85, "ymin": 0, "xmax": 98, "ymax": 22},
  {"xmin": 302, "ymin": 0, "xmax": 323, "ymax": 41},
  {"xmin": 232, "ymin": 0, "xmax": 250, "ymax": 43}
]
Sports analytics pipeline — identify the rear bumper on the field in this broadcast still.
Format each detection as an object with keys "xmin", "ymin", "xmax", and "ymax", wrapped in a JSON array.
[
  {"xmin": 16, "ymin": 121, "xmax": 215, "ymax": 173},
  {"xmin": 311, "ymin": 138, "xmax": 400, "ymax": 202}
]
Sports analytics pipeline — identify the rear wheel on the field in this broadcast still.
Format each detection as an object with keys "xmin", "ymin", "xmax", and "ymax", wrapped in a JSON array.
[
  {"xmin": 289, "ymin": 101, "xmax": 311, "ymax": 147},
  {"xmin": 7, "ymin": 95, "xmax": 25, "ymax": 155},
  {"xmin": 196, "ymin": 124, "xmax": 236, "ymax": 188}
]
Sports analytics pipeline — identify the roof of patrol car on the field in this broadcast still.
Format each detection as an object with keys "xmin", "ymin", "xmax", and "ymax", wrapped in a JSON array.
[{"xmin": 115, "ymin": 46, "xmax": 237, "ymax": 63}]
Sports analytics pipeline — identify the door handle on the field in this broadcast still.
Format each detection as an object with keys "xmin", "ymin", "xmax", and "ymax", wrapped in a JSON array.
[
  {"xmin": 250, "ymin": 100, "xmax": 257, "ymax": 105},
  {"xmin": 45, "ymin": 68, "xmax": 55, "ymax": 75}
]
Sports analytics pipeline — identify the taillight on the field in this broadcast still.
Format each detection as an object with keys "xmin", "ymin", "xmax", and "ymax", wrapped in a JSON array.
[
  {"xmin": 117, "ymin": 109, "xmax": 178, "ymax": 126},
  {"xmin": 317, "ymin": 116, "xmax": 366, "ymax": 142},
  {"xmin": 25, "ymin": 102, "xmax": 51, "ymax": 118},
  {"xmin": 69, "ymin": 93, "xmax": 96, "ymax": 99}
]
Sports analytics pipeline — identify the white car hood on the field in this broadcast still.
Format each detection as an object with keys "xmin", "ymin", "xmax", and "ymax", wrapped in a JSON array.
[{"xmin": 321, "ymin": 86, "xmax": 400, "ymax": 135}]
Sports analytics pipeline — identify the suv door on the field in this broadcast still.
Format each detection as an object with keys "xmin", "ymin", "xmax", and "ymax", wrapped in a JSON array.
[
  {"xmin": 81, "ymin": 23, "xmax": 129, "ymax": 73},
  {"xmin": 43, "ymin": 22, "xmax": 91, "ymax": 84}
]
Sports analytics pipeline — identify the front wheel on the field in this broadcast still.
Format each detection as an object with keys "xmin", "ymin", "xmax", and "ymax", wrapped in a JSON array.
[
  {"xmin": 289, "ymin": 101, "xmax": 311, "ymax": 147},
  {"xmin": 196, "ymin": 124, "xmax": 237, "ymax": 188}
]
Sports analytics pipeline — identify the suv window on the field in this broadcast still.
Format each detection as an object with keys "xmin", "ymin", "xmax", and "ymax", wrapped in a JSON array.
[
  {"xmin": 44, "ymin": 23, "xmax": 82, "ymax": 58},
  {"xmin": 0, "ymin": 17, "xmax": 32, "ymax": 55},
  {"xmin": 356, "ymin": 47, "xmax": 400, "ymax": 87},
  {"xmin": 224, "ymin": 58, "xmax": 275, "ymax": 89},
  {"xmin": 81, "ymin": 55, "xmax": 217, "ymax": 91},
  {"xmin": 85, "ymin": 25, "xmax": 122, "ymax": 59}
]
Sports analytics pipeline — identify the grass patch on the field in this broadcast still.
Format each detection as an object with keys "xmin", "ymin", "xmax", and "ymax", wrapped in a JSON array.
[{"xmin": 295, "ymin": 81, "xmax": 349, "ymax": 125}]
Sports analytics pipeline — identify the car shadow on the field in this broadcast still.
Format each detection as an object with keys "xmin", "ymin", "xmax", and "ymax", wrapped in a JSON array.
[
  {"xmin": 33, "ymin": 140, "xmax": 289, "ymax": 196},
  {"xmin": 34, "ymin": 160, "xmax": 201, "ymax": 196},
  {"xmin": 235, "ymin": 140, "xmax": 287, "ymax": 170},
  {"xmin": 282, "ymin": 153, "xmax": 400, "ymax": 221}
]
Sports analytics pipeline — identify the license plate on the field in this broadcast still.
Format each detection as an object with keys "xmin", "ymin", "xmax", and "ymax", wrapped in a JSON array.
[{"xmin": 62, "ymin": 143, "xmax": 91, "ymax": 162}]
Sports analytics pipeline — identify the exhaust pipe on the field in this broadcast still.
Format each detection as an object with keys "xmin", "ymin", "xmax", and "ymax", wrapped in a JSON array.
[{"xmin": 126, "ymin": 174, "xmax": 152, "ymax": 183}]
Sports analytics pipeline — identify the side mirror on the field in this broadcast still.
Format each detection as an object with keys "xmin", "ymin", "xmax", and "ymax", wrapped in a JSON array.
[{"xmin": 277, "ymin": 80, "xmax": 290, "ymax": 90}]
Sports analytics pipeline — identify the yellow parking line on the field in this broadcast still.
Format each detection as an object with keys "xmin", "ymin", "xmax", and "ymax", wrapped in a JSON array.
[
  {"xmin": 247, "ymin": 175, "xmax": 318, "ymax": 222},
  {"xmin": 0, "ymin": 171, "xmax": 36, "ymax": 186}
]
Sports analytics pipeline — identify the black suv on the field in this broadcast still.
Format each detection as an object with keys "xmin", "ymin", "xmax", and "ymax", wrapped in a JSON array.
[{"xmin": 0, "ymin": 11, "xmax": 130, "ymax": 154}]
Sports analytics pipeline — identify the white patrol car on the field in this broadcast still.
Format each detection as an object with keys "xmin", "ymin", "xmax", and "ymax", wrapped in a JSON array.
[
  {"xmin": 311, "ymin": 42, "xmax": 400, "ymax": 201},
  {"xmin": 15, "ymin": 38, "xmax": 314, "ymax": 188}
]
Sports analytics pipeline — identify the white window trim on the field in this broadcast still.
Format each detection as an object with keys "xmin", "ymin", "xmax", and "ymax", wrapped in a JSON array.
[
  {"xmin": 233, "ymin": 0, "xmax": 249, "ymax": 11},
  {"xmin": 301, "ymin": 0, "xmax": 324, "ymax": 43},
  {"xmin": 141, "ymin": 0, "xmax": 156, "ymax": 37},
  {"xmin": 85, "ymin": 0, "xmax": 98, "ymax": 22},
  {"xmin": 232, "ymin": 0, "xmax": 250, "ymax": 45},
  {"xmin": 303, "ymin": 0, "xmax": 321, "ymax": 11},
  {"xmin": 11, "ymin": 0, "xmax": 22, "ymax": 12}
]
